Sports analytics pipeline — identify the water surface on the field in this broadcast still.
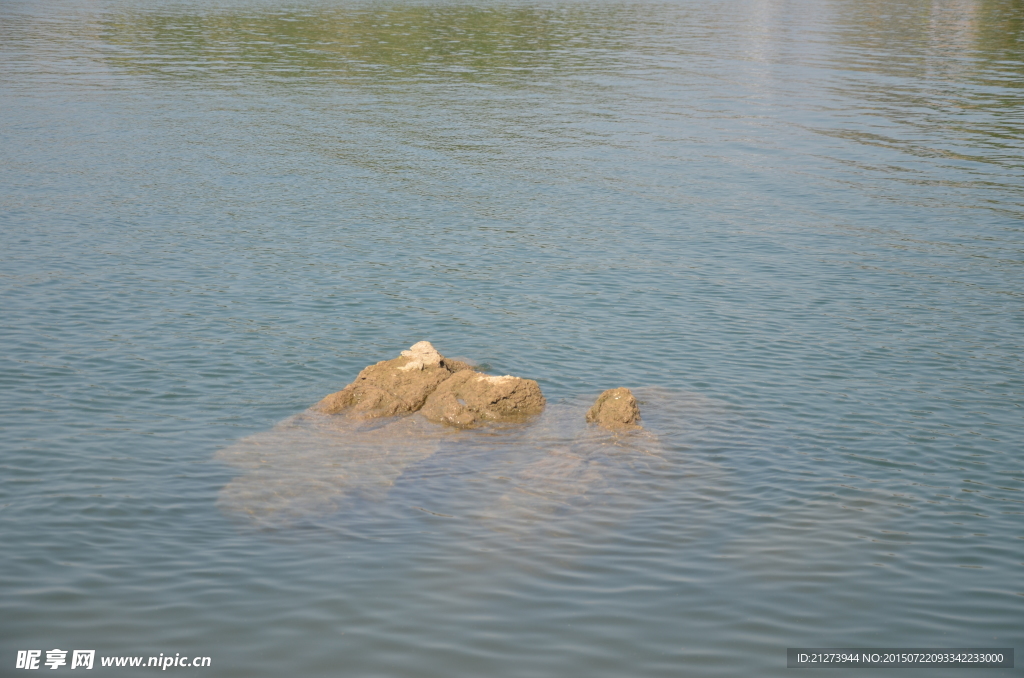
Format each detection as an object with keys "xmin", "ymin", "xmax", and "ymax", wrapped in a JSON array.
[{"xmin": 2, "ymin": 0, "xmax": 1023, "ymax": 675}]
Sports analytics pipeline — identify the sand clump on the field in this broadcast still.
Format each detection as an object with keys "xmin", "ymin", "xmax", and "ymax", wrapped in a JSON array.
[
  {"xmin": 313, "ymin": 341, "xmax": 541, "ymax": 426},
  {"xmin": 419, "ymin": 370, "xmax": 546, "ymax": 427},
  {"xmin": 312, "ymin": 342, "xmax": 648, "ymax": 434},
  {"xmin": 585, "ymin": 387, "xmax": 641, "ymax": 430},
  {"xmin": 313, "ymin": 341, "xmax": 473, "ymax": 418}
]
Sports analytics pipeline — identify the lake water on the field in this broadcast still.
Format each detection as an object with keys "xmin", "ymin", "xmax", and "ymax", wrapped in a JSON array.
[{"xmin": 2, "ymin": 0, "xmax": 1022, "ymax": 675}]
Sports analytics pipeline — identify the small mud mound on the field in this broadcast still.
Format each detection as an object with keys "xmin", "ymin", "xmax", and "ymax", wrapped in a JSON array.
[
  {"xmin": 313, "ymin": 341, "xmax": 474, "ymax": 418},
  {"xmin": 420, "ymin": 371, "xmax": 546, "ymax": 427},
  {"xmin": 586, "ymin": 387, "xmax": 641, "ymax": 430}
]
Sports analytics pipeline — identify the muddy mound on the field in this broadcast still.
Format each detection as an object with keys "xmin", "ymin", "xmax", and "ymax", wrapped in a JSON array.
[
  {"xmin": 313, "ymin": 341, "xmax": 472, "ymax": 418},
  {"xmin": 420, "ymin": 370, "xmax": 546, "ymax": 427},
  {"xmin": 585, "ymin": 387, "xmax": 641, "ymax": 430}
]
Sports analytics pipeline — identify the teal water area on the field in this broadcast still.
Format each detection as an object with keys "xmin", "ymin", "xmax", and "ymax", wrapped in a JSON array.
[{"xmin": 2, "ymin": 0, "xmax": 1022, "ymax": 675}]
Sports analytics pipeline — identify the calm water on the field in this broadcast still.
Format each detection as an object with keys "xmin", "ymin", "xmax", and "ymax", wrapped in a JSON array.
[{"xmin": 2, "ymin": 0, "xmax": 1023, "ymax": 675}]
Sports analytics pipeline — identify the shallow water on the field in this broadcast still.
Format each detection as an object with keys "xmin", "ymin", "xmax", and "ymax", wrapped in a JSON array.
[
  {"xmin": 215, "ymin": 389, "xmax": 705, "ymax": 531},
  {"xmin": 2, "ymin": 0, "xmax": 1023, "ymax": 675}
]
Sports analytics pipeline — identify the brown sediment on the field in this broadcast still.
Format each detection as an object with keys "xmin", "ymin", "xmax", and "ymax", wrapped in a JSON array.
[
  {"xmin": 215, "ymin": 410, "xmax": 451, "ymax": 526},
  {"xmin": 420, "ymin": 370, "xmax": 546, "ymax": 428},
  {"xmin": 440, "ymin": 357, "xmax": 475, "ymax": 374},
  {"xmin": 585, "ymin": 387, "xmax": 641, "ymax": 430},
  {"xmin": 313, "ymin": 341, "xmax": 466, "ymax": 418},
  {"xmin": 217, "ymin": 390, "xmax": 699, "ymax": 529}
]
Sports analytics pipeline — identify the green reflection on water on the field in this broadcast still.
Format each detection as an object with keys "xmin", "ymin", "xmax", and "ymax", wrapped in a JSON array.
[{"xmin": 98, "ymin": 4, "xmax": 638, "ymax": 84}]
